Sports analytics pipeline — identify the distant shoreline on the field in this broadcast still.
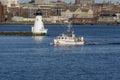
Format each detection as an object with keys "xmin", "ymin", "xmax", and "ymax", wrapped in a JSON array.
[{"xmin": 0, "ymin": 21, "xmax": 119, "ymax": 26}]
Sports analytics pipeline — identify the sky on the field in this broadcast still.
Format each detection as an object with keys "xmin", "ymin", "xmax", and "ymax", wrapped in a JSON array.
[{"xmin": 20, "ymin": 0, "xmax": 120, "ymax": 3}]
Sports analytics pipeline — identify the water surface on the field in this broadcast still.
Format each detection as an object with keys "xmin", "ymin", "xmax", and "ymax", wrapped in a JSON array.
[{"xmin": 0, "ymin": 24, "xmax": 120, "ymax": 80}]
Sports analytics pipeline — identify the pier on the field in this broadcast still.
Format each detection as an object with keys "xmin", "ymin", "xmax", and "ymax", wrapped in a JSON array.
[{"xmin": 0, "ymin": 32, "xmax": 47, "ymax": 36}]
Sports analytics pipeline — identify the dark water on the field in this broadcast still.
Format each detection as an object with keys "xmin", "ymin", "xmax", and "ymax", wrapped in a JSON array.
[{"xmin": 0, "ymin": 24, "xmax": 120, "ymax": 80}]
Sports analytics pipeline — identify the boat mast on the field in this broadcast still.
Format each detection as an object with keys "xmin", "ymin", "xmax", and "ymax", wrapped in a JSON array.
[{"xmin": 67, "ymin": 20, "xmax": 73, "ymax": 33}]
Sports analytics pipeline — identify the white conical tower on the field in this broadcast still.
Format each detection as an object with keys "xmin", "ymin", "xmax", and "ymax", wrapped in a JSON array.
[{"xmin": 32, "ymin": 9, "xmax": 47, "ymax": 35}]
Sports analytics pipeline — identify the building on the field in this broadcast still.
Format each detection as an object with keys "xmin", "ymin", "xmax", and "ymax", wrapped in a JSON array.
[
  {"xmin": 0, "ymin": 2, "xmax": 4, "ymax": 22},
  {"xmin": 61, "ymin": 10, "xmax": 74, "ymax": 19},
  {"xmin": 116, "ymin": 13, "xmax": 120, "ymax": 23},
  {"xmin": 0, "ymin": 0, "xmax": 7, "ymax": 6},
  {"xmin": 98, "ymin": 13, "xmax": 117, "ymax": 23},
  {"xmin": 61, "ymin": 8, "xmax": 94, "ymax": 18},
  {"xmin": 0, "ymin": 2, "xmax": 12, "ymax": 22},
  {"xmin": 35, "ymin": 0, "xmax": 50, "ymax": 5},
  {"xmin": 61, "ymin": 8, "xmax": 96, "ymax": 24},
  {"xmin": 0, "ymin": 0, "xmax": 19, "ymax": 7},
  {"xmin": 75, "ymin": 0, "xmax": 94, "ymax": 6}
]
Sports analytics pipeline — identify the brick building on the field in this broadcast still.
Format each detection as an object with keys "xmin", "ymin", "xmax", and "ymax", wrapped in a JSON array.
[
  {"xmin": 0, "ymin": 2, "xmax": 13, "ymax": 22},
  {"xmin": 0, "ymin": 2, "xmax": 5, "ymax": 22}
]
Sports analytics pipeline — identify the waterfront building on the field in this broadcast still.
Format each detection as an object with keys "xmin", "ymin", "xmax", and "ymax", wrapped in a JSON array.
[
  {"xmin": 12, "ymin": 16, "xmax": 23, "ymax": 21},
  {"xmin": 98, "ymin": 13, "xmax": 117, "ymax": 24},
  {"xmin": 61, "ymin": 8, "xmax": 94, "ymax": 18},
  {"xmin": 61, "ymin": 8, "xmax": 96, "ymax": 24},
  {"xmin": 61, "ymin": 10, "xmax": 74, "ymax": 19},
  {"xmin": 0, "ymin": 0, "xmax": 19, "ymax": 7}
]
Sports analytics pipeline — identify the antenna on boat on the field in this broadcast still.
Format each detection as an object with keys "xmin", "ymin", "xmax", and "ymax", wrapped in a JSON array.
[{"xmin": 67, "ymin": 19, "xmax": 72, "ymax": 33}]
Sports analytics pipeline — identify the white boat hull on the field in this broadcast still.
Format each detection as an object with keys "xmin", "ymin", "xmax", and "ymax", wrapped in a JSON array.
[{"xmin": 54, "ymin": 39, "xmax": 84, "ymax": 45}]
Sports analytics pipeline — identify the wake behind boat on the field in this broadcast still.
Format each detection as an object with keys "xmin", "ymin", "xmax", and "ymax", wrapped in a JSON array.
[{"xmin": 54, "ymin": 21, "xmax": 84, "ymax": 46}]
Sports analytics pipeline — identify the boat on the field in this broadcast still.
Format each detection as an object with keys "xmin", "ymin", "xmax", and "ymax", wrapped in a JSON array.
[
  {"xmin": 54, "ymin": 21, "xmax": 84, "ymax": 46},
  {"xmin": 32, "ymin": 9, "xmax": 48, "ymax": 35}
]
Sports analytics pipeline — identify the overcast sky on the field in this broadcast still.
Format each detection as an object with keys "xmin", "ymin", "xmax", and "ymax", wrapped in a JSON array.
[{"xmin": 20, "ymin": 0, "xmax": 120, "ymax": 3}]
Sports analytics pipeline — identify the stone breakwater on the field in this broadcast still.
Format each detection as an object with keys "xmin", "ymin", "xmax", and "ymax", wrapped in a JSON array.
[{"xmin": 0, "ymin": 32, "xmax": 47, "ymax": 36}]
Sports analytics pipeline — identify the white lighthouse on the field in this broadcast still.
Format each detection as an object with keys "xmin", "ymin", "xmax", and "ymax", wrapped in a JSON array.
[{"xmin": 32, "ymin": 9, "xmax": 47, "ymax": 35}]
